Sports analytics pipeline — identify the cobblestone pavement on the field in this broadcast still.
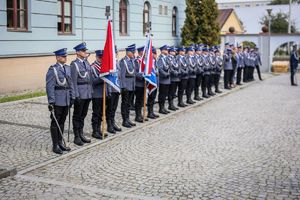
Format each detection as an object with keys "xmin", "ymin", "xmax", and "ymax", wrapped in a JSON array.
[{"xmin": 1, "ymin": 73, "xmax": 300, "ymax": 199}]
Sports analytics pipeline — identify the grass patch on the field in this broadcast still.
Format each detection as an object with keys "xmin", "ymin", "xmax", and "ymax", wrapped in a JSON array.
[{"xmin": 0, "ymin": 91, "xmax": 46, "ymax": 103}]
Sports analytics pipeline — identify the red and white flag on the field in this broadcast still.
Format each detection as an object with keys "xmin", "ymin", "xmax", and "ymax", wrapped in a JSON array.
[{"xmin": 101, "ymin": 20, "xmax": 116, "ymax": 75}]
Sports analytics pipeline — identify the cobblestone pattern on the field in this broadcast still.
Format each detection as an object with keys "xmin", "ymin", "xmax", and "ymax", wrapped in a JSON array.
[{"xmin": 1, "ymin": 73, "xmax": 299, "ymax": 199}]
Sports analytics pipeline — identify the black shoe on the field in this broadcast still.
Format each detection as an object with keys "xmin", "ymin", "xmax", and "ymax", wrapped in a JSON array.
[
  {"xmin": 92, "ymin": 132, "xmax": 102, "ymax": 139},
  {"xmin": 153, "ymin": 112, "xmax": 159, "ymax": 118},
  {"xmin": 112, "ymin": 121, "xmax": 122, "ymax": 132},
  {"xmin": 178, "ymin": 102, "xmax": 186, "ymax": 107},
  {"xmin": 163, "ymin": 107, "xmax": 170, "ymax": 113},
  {"xmin": 147, "ymin": 112, "xmax": 156, "ymax": 119},
  {"xmin": 135, "ymin": 116, "xmax": 144, "ymax": 123},
  {"xmin": 194, "ymin": 96, "xmax": 203, "ymax": 101},
  {"xmin": 208, "ymin": 92, "xmax": 215, "ymax": 96},
  {"xmin": 74, "ymin": 136, "xmax": 84, "ymax": 146},
  {"xmin": 107, "ymin": 126, "xmax": 116, "ymax": 134},
  {"xmin": 237, "ymin": 83, "xmax": 243, "ymax": 85},
  {"xmin": 168, "ymin": 106, "xmax": 177, "ymax": 111},
  {"xmin": 122, "ymin": 120, "xmax": 131, "ymax": 128},
  {"xmin": 58, "ymin": 143, "xmax": 71, "ymax": 151},
  {"xmin": 292, "ymin": 84, "xmax": 298, "ymax": 86},
  {"xmin": 187, "ymin": 99, "xmax": 195, "ymax": 104},
  {"xmin": 52, "ymin": 144, "xmax": 63, "ymax": 154},
  {"xmin": 202, "ymin": 94, "xmax": 210, "ymax": 98},
  {"xmin": 79, "ymin": 130, "xmax": 91, "ymax": 143},
  {"xmin": 128, "ymin": 119, "xmax": 136, "ymax": 126},
  {"xmin": 159, "ymin": 108, "xmax": 168, "ymax": 114},
  {"xmin": 215, "ymin": 89, "xmax": 222, "ymax": 94},
  {"xmin": 224, "ymin": 87, "xmax": 231, "ymax": 90}
]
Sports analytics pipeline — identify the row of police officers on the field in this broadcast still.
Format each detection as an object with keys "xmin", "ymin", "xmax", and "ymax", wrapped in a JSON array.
[{"xmin": 46, "ymin": 42, "xmax": 262, "ymax": 154}]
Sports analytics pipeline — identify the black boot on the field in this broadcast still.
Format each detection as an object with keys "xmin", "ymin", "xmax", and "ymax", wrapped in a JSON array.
[
  {"xmin": 178, "ymin": 95, "xmax": 186, "ymax": 107},
  {"xmin": 159, "ymin": 103, "xmax": 168, "ymax": 114},
  {"xmin": 168, "ymin": 99, "xmax": 177, "ymax": 111},
  {"xmin": 208, "ymin": 87, "xmax": 215, "ymax": 96},
  {"xmin": 194, "ymin": 90, "xmax": 203, "ymax": 101},
  {"xmin": 215, "ymin": 85, "xmax": 222, "ymax": 93},
  {"xmin": 128, "ymin": 119, "xmax": 136, "ymax": 126},
  {"xmin": 79, "ymin": 129, "xmax": 91, "ymax": 143},
  {"xmin": 73, "ymin": 129, "xmax": 84, "ymax": 146},
  {"xmin": 50, "ymin": 127, "xmax": 63, "ymax": 154},
  {"xmin": 107, "ymin": 120, "xmax": 116, "ymax": 134},
  {"xmin": 147, "ymin": 107, "xmax": 156, "ymax": 119},
  {"xmin": 135, "ymin": 109, "xmax": 144, "ymax": 123},
  {"xmin": 186, "ymin": 94, "xmax": 195, "ymax": 104},
  {"xmin": 112, "ymin": 120, "xmax": 122, "ymax": 132},
  {"xmin": 202, "ymin": 89, "xmax": 210, "ymax": 98},
  {"xmin": 92, "ymin": 123, "xmax": 102, "ymax": 139}
]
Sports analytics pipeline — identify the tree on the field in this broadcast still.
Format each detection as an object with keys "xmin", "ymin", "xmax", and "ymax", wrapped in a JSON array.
[
  {"xmin": 269, "ymin": 0, "xmax": 300, "ymax": 5},
  {"xmin": 181, "ymin": 0, "xmax": 220, "ymax": 46},
  {"xmin": 181, "ymin": 0, "xmax": 198, "ymax": 46},
  {"xmin": 197, "ymin": 0, "xmax": 220, "ymax": 45},
  {"xmin": 260, "ymin": 12, "xmax": 297, "ymax": 33}
]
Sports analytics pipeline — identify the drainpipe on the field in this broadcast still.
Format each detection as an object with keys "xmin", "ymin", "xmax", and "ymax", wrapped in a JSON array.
[{"xmin": 81, "ymin": 0, "xmax": 84, "ymax": 42}]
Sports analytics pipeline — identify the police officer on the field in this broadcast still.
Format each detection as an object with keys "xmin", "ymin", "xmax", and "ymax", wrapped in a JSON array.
[
  {"xmin": 157, "ymin": 45, "xmax": 171, "ymax": 114},
  {"xmin": 167, "ymin": 46, "xmax": 180, "ymax": 110},
  {"xmin": 134, "ymin": 46, "xmax": 148, "ymax": 122},
  {"xmin": 208, "ymin": 47, "xmax": 216, "ymax": 96},
  {"xmin": 248, "ymin": 48, "xmax": 256, "ymax": 81},
  {"xmin": 70, "ymin": 42, "xmax": 92, "ymax": 146},
  {"xmin": 236, "ymin": 45, "xmax": 244, "ymax": 85},
  {"xmin": 119, "ymin": 44, "xmax": 136, "ymax": 127},
  {"xmin": 214, "ymin": 47, "xmax": 223, "ymax": 93},
  {"xmin": 186, "ymin": 46, "xmax": 197, "ymax": 104},
  {"xmin": 106, "ymin": 46, "xmax": 122, "ymax": 132},
  {"xmin": 90, "ymin": 50, "xmax": 107, "ymax": 139},
  {"xmin": 147, "ymin": 47, "xmax": 160, "ymax": 119},
  {"xmin": 290, "ymin": 44, "xmax": 299, "ymax": 86},
  {"xmin": 46, "ymin": 48, "xmax": 74, "ymax": 154},
  {"xmin": 202, "ymin": 46, "xmax": 211, "ymax": 97},
  {"xmin": 243, "ymin": 46, "xmax": 250, "ymax": 83},
  {"xmin": 254, "ymin": 47, "xmax": 263, "ymax": 81},
  {"xmin": 194, "ymin": 45, "xmax": 204, "ymax": 101},
  {"xmin": 177, "ymin": 47, "xmax": 189, "ymax": 107},
  {"xmin": 223, "ymin": 46, "xmax": 233, "ymax": 89}
]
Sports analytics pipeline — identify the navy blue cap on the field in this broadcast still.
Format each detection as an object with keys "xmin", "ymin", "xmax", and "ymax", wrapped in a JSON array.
[
  {"xmin": 169, "ymin": 46, "xmax": 177, "ymax": 52},
  {"xmin": 53, "ymin": 48, "xmax": 67, "ymax": 56},
  {"xmin": 177, "ymin": 47, "xmax": 185, "ymax": 52},
  {"xmin": 95, "ymin": 50, "xmax": 103, "ymax": 57},
  {"xmin": 74, "ymin": 42, "xmax": 87, "ymax": 51},
  {"xmin": 137, "ymin": 46, "xmax": 145, "ymax": 52},
  {"xmin": 152, "ymin": 47, "xmax": 157, "ymax": 54},
  {"xmin": 226, "ymin": 48, "xmax": 232, "ymax": 52},
  {"xmin": 186, "ymin": 46, "xmax": 194, "ymax": 52},
  {"xmin": 229, "ymin": 43, "xmax": 234, "ymax": 47},
  {"xmin": 225, "ymin": 42, "xmax": 229, "ymax": 46},
  {"xmin": 195, "ymin": 46, "xmax": 202, "ymax": 51},
  {"xmin": 202, "ymin": 47, "xmax": 208, "ymax": 52},
  {"xmin": 125, "ymin": 44, "xmax": 136, "ymax": 52},
  {"xmin": 159, "ymin": 45, "xmax": 169, "ymax": 51}
]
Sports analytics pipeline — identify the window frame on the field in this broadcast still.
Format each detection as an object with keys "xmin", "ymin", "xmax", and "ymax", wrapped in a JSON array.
[
  {"xmin": 119, "ymin": 0, "xmax": 128, "ymax": 36},
  {"xmin": 57, "ymin": 0, "xmax": 73, "ymax": 34},
  {"xmin": 7, "ymin": 0, "xmax": 28, "ymax": 31},
  {"xmin": 172, "ymin": 7, "xmax": 177, "ymax": 37}
]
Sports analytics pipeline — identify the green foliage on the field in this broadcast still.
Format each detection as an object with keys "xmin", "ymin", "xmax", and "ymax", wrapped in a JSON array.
[
  {"xmin": 181, "ymin": 0, "xmax": 220, "ymax": 46},
  {"xmin": 260, "ymin": 12, "xmax": 297, "ymax": 33},
  {"xmin": 241, "ymin": 41, "xmax": 256, "ymax": 48},
  {"xmin": 0, "ymin": 91, "xmax": 46, "ymax": 103},
  {"xmin": 269, "ymin": 0, "xmax": 300, "ymax": 5}
]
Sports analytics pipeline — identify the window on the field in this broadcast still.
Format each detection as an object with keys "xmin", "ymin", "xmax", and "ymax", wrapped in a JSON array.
[
  {"xmin": 7, "ymin": 0, "xmax": 28, "ymax": 31},
  {"xmin": 143, "ymin": 2, "xmax": 150, "ymax": 34},
  {"xmin": 172, "ymin": 7, "xmax": 177, "ymax": 36},
  {"xmin": 57, "ymin": 0, "xmax": 72, "ymax": 34},
  {"xmin": 119, "ymin": 0, "xmax": 128, "ymax": 35},
  {"xmin": 164, "ymin": 6, "xmax": 168, "ymax": 15},
  {"xmin": 159, "ymin": 5, "xmax": 163, "ymax": 15}
]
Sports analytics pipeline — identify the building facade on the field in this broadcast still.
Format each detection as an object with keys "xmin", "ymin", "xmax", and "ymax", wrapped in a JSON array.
[
  {"xmin": 0, "ymin": 0, "xmax": 185, "ymax": 94},
  {"xmin": 216, "ymin": 0, "xmax": 271, "ymax": 9}
]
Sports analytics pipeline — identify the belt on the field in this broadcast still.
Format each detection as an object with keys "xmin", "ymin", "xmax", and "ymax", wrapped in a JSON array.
[
  {"xmin": 55, "ymin": 86, "xmax": 70, "ymax": 90},
  {"xmin": 77, "ymin": 82, "xmax": 89, "ymax": 85}
]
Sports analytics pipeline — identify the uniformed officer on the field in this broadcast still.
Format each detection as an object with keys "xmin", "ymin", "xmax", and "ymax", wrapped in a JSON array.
[
  {"xmin": 254, "ymin": 47, "xmax": 263, "ymax": 81},
  {"xmin": 70, "ymin": 42, "xmax": 92, "ymax": 146},
  {"xmin": 167, "ymin": 46, "xmax": 180, "ymax": 110},
  {"xmin": 177, "ymin": 47, "xmax": 189, "ymax": 106},
  {"xmin": 46, "ymin": 48, "xmax": 75, "ymax": 154},
  {"xmin": 106, "ymin": 46, "xmax": 122, "ymax": 132},
  {"xmin": 147, "ymin": 47, "xmax": 160, "ymax": 119},
  {"xmin": 208, "ymin": 47, "xmax": 216, "ymax": 96},
  {"xmin": 229, "ymin": 44, "xmax": 237, "ymax": 88},
  {"xmin": 119, "ymin": 44, "xmax": 136, "ymax": 127},
  {"xmin": 236, "ymin": 45, "xmax": 244, "ymax": 85},
  {"xmin": 214, "ymin": 47, "xmax": 223, "ymax": 93},
  {"xmin": 248, "ymin": 48, "xmax": 256, "ymax": 81},
  {"xmin": 223, "ymin": 46, "xmax": 233, "ymax": 89},
  {"xmin": 186, "ymin": 46, "xmax": 197, "ymax": 104},
  {"xmin": 157, "ymin": 45, "xmax": 171, "ymax": 114},
  {"xmin": 243, "ymin": 46, "xmax": 250, "ymax": 83},
  {"xmin": 90, "ymin": 50, "xmax": 107, "ymax": 139},
  {"xmin": 134, "ymin": 46, "xmax": 148, "ymax": 122},
  {"xmin": 194, "ymin": 45, "xmax": 204, "ymax": 101},
  {"xmin": 202, "ymin": 46, "xmax": 211, "ymax": 97},
  {"xmin": 290, "ymin": 44, "xmax": 299, "ymax": 86}
]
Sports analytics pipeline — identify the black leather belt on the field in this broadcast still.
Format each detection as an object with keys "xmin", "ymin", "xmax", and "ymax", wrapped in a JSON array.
[
  {"xmin": 55, "ymin": 86, "xmax": 70, "ymax": 90},
  {"xmin": 77, "ymin": 82, "xmax": 89, "ymax": 85}
]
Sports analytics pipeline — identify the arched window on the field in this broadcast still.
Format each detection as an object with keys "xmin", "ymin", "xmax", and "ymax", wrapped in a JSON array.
[
  {"xmin": 143, "ymin": 2, "xmax": 151, "ymax": 34},
  {"xmin": 119, "ymin": 0, "xmax": 128, "ymax": 35},
  {"xmin": 172, "ymin": 7, "xmax": 177, "ymax": 36}
]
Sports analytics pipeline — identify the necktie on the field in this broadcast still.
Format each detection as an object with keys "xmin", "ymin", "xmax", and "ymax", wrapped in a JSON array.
[{"xmin": 83, "ymin": 61, "xmax": 87, "ymax": 70}]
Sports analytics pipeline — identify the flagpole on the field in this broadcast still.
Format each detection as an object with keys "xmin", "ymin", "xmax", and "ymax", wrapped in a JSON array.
[
  {"xmin": 102, "ymin": 81, "xmax": 106, "ymax": 138},
  {"xmin": 143, "ymin": 79, "xmax": 147, "ymax": 122}
]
